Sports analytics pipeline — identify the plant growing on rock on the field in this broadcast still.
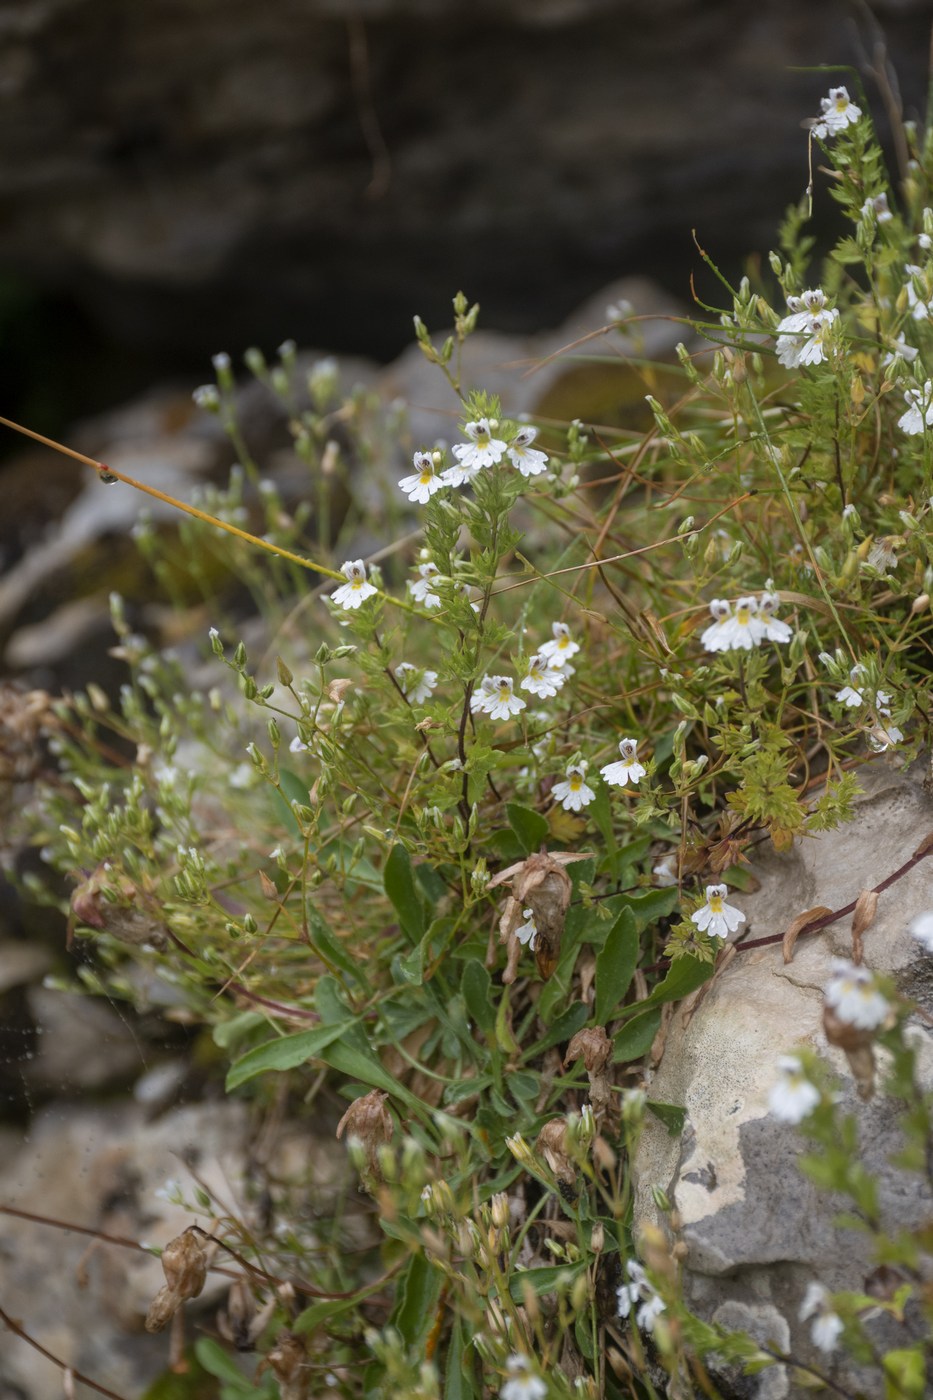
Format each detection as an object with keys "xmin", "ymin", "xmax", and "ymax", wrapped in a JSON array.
[{"xmin": 5, "ymin": 69, "xmax": 933, "ymax": 1400}]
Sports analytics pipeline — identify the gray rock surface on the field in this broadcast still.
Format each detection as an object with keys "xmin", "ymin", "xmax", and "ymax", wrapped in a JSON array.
[
  {"xmin": 634, "ymin": 760, "xmax": 933, "ymax": 1396},
  {"xmin": 0, "ymin": 1, "xmax": 929, "ymax": 360}
]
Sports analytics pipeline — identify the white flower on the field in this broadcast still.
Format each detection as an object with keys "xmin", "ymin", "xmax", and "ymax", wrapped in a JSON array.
[
  {"xmin": 228, "ymin": 763, "xmax": 255, "ymax": 789},
  {"xmin": 904, "ymin": 266, "xmax": 933, "ymax": 321},
  {"xmin": 330, "ymin": 559, "xmax": 377, "ymax": 610},
  {"xmin": 776, "ymin": 310, "xmax": 838, "ymax": 368},
  {"xmin": 716, "ymin": 595, "xmax": 766, "ymax": 651},
  {"xmin": 824, "ymin": 958, "xmax": 890, "ymax": 1030},
  {"xmin": 700, "ymin": 598, "xmax": 733, "ymax": 652},
  {"xmin": 898, "ymin": 380, "xmax": 933, "ymax": 435},
  {"xmin": 395, "ymin": 663, "xmax": 438, "ymax": 705},
  {"xmin": 758, "ymin": 590, "xmax": 793, "ymax": 643},
  {"xmin": 882, "ymin": 333, "xmax": 919, "ymax": 369},
  {"xmin": 449, "ymin": 418, "xmax": 506, "ymax": 476},
  {"xmin": 515, "ymin": 908, "xmax": 538, "ymax": 949},
  {"xmin": 520, "ymin": 652, "xmax": 566, "ymax": 698},
  {"xmin": 776, "ymin": 288, "xmax": 832, "ymax": 334},
  {"xmin": 832, "ymin": 664, "xmax": 891, "ymax": 715},
  {"xmin": 552, "ymin": 762, "xmax": 596, "ymax": 812},
  {"xmin": 507, "ymin": 426, "xmax": 549, "ymax": 478},
  {"xmin": 538, "ymin": 621, "xmax": 580, "ymax": 667},
  {"xmin": 409, "ymin": 561, "xmax": 442, "ymax": 608},
  {"xmin": 769, "ymin": 1055, "xmax": 820, "ymax": 1123},
  {"xmin": 799, "ymin": 1282, "xmax": 844, "ymax": 1354},
  {"xmin": 472, "ymin": 675, "xmax": 526, "ymax": 721},
  {"xmin": 909, "ymin": 910, "xmax": 933, "ymax": 953},
  {"xmin": 690, "ymin": 883, "xmax": 745, "ymax": 940},
  {"xmin": 617, "ymin": 1260, "xmax": 666, "ymax": 1334},
  {"xmin": 812, "ymin": 86, "xmax": 861, "ymax": 139},
  {"xmin": 289, "ymin": 733, "xmax": 309, "ymax": 754},
  {"xmin": 500, "ymin": 1354, "xmax": 546, "ymax": 1400},
  {"xmin": 600, "ymin": 737, "xmax": 646, "ymax": 787},
  {"xmin": 861, "ymin": 192, "xmax": 893, "ymax": 223},
  {"xmin": 398, "ymin": 450, "xmax": 445, "ymax": 504}
]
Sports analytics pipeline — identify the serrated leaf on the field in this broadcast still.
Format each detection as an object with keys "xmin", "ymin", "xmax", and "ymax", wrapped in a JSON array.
[{"xmin": 594, "ymin": 907, "xmax": 639, "ymax": 1024}]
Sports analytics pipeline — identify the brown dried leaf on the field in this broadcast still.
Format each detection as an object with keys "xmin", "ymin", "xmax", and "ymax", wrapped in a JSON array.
[
  {"xmin": 914, "ymin": 831, "xmax": 933, "ymax": 860},
  {"xmin": 851, "ymin": 889, "xmax": 879, "ymax": 965},
  {"xmin": 782, "ymin": 906, "xmax": 833, "ymax": 964}
]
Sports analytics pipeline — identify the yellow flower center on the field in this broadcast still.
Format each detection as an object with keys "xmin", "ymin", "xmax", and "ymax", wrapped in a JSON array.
[
  {"xmin": 569, "ymin": 774, "xmax": 582, "ymax": 791},
  {"xmin": 351, "ymin": 579, "xmax": 363, "ymax": 590},
  {"xmin": 737, "ymin": 607, "xmax": 750, "ymax": 625},
  {"xmin": 834, "ymin": 95, "xmax": 848, "ymax": 112},
  {"xmin": 557, "ymin": 636, "xmax": 568, "ymax": 650},
  {"xmin": 498, "ymin": 685, "xmax": 510, "ymax": 701},
  {"xmin": 709, "ymin": 895, "xmax": 724, "ymax": 913},
  {"xmin": 419, "ymin": 469, "xmax": 432, "ymax": 484}
]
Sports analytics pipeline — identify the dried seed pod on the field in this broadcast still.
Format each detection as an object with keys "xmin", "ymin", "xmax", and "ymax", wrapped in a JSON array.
[
  {"xmin": 335, "ymin": 1089, "xmax": 393, "ymax": 1175},
  {"xmin": 144, "ymin": 1227, "xmax": 208, "ymax": 1332},
  {"xmin": 490, "ymin": 850, "xmax": 591, "ymax": 978},
  {"xmin": 266, "ymin": 1331, "xmax": 309, "ymax": 1400},
  {"xmin": 565, "ymin": 1027, "xmax": 611, "ymax": 1074},
  {"xmin": 823, "ymin": 1005, "xmax": 876, "ymax": 1100},
  {"xmin": 536, "ymin": 1118, "xmax": 575, "ymax": 1188}
]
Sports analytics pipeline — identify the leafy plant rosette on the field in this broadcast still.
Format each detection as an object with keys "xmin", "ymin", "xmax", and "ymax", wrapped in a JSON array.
[{"xmin": 7, "ymin": 72, "xmax": 933, "ymax": 1400}]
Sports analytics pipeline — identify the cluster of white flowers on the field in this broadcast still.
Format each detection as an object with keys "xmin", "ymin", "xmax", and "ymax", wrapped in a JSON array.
[
  {"xmin": 690, "ymin": 883, "xmax": 746, "ymax": 940},
  {"xmin": 394, "ymin": 663, "xmax": 438, "ymax": 704},
  {"xmin": 471, "ymin": 675, "xmax": 526, "ymax": 721},
  {"xmin": 898, "ymin": 380, "xmax": 933, "ymax": 436},
  {"xmin": 775, "ymin": 288, "xmax": 839, "ymax": 369},
  {"xmin": 552, "ymin": 761, "xmax": 596, "ymax": 812},
  {"xmin": 329, "ymin": 559, "xmax": 378, "ymax": 610},
  {"xmin": 397, "ymin": 419, "xmax": 550, "ymax": 500},
  {"xmin": 861, "ymin": 192, "xmax": 892, "ymax": 224},
  {"xmin": 799, "ymin": 1281, "xmax": 844, "ymax": 1354},
  {"xmin": 832, "ymin": 661, "xmax": 891, "ymax": 712},
  {"xmin": 824, "ymin": 958, "xmax": 890, "ymax": 1030},
  {"xmin": 499, "ymin": 1354, "xmax": 546, "ymax": 1400},
  {"xmin": 810, "ymin": 86, "xmax": 861, "ymax": 140},
  {"xmin": 600, "ymin": 738, "xmax": 645, "ymax": 788},
  {"xmin": 616, "ymin": 1260, "xmax": 666, "ymax": 1334},
  {"xmin": 768, "ymin": 1054, "xmax": 820, "ymax": 1124},
  {"xmin": 701, "ymin": 591, "xmax": 792, "ymax": 653}
]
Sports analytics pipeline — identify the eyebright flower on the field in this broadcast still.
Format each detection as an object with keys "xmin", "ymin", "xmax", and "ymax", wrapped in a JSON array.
[
  {"xmin": 811, "ymin": 86, "xmax": 861, "ymax": 139},
  {"xmin": 330, "ymin": 560, "xmax": 377, "ymax": 610},
  {"xmin": 824, "ymin": 958, "xmax": 890, "ymax": 1030},
  {"xmin": 799, "ymin": 1282, "xmax": 844, "ymax": 1355},
  {"xmin": 882, "ymin": 333, "xmax": 919, "ymax": 369},
  {"xmin": 409, "ymin": 560, "xmax": 442, "ymax": 608},
  {"xmin": 768, "ymin": 1055, "xmax": 820, "ymax": 1124},
  {"xmin": 507, "ymin": 426, "xmax": 549, "ymax": 478},
  {"xmin": 448, "ymin": 418, "xmax": 506, "ymax": 477},
  {"xmin": 289, "ymin": 733, "xmax": 309, "ymax": 754},
  {"xmin": 700, "ymin": 599, "xmax": 733, "ymax": 652},
  {"xmin": 776, "ymin": 288, "xmax": 832, "ymax": 334},
  {"xmin": 600, "ymin": 737, "xmax": 645, "ymax": 787},
  {"xmin": 758, "ymin": 591, "xmax": 793, "ymax": 643},
  {"xmin": 538, "ymin": 621, "xmax": 580, "ymax": 667},
  {"xmin": 776, "ymin": 312, "xmax": 838, "ymax": 368},
  {"xmin": 617, "ymin": 1260, "xmax": 666, "ymax": 1334},
  {"xmin": 652, "ymin": 853, "xmax": 679, "ymax": 887},
  {"xmin": 394, "ymin": 663, "xmax": 438, "ymax": 705},
  {"xmin": 552, "ymin": 762, "xmax": 596, "ymax": 812},
  {"xmin": 520, "ymin": 652, "xmax": 566, "ymax": 698},
  {"xmin": 471, "ymin": 675, "xmax": 526, "ymax": 721},
  {"xmin": 909, "ymin": 910, "xmax": 933, "ymax": 953},
  {"xmin": 868, "ymin": 720, "xmax": 904, "ymax": 752},
  {"xmin": 398, "ymin": 450, "xmax": 445, "ymax": 504},
  {"xmin": 833, "ymin": 663, "xmax": 892, "ymax": 714},
  {"xmin": 500, "ymin": 1354, "xmax": 546, "ymax": 1400},
  {"xmin": 515, "ymin": 908, "xmax": 538, "ymax": 949},
  {"xmin": 690, "ymin": 884, "xmax": 745, "ymax": 940},
  {"xmin": 861, "ymin": 191, "xmax": 893, "ymax": 224},
  {"xmin": 898, "ymin": 380, "xmax": 933, "ymax": 435},
  {"xmin": 709, "ymin": 595, "xmax": 763, "ymax": 650}
]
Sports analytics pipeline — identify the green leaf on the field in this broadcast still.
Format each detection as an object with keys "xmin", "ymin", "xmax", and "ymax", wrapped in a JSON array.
[
  {"xmin": 319, "ymin": 1037, "xmax": 428, "ymax": 1121},
  {"xmin": 616, "ymin": 886, "xmax": 679, "ymax": 932},
  {"xmin": 391, "ymin": 1251, "xmax": 443, "ymax": 1349},
  {"xmin": 384, "ymin": 843, "xmax": 425, "ymax": 941},
  {"xmin": 524, "ymin": 1001, "xmax": 588, "ymax": 1058},
  {"xmin": 462, "ymin": 959, "xmax": 496, "ymax": 1035},
  {"xmin": 506, "ymin": 802, "xmax": 549, "ymax": 854},
  {"xmin": 612, "ymin": 1007, "xmax": 661, "ymax": 1062},
  {"xmin": 225, "ymin": 1023, "xmax": 350, "ymax": 1091},
  {"xmin": 443, "ymin": 1316, "xmax": 478, "ymax": 1400},
  {"xmin": 193, "ymin": 1339, "xmax": 253, "ymax": 1390},
  {"xmin": 594, "ymin": 907, "xmax": 639, "ymax": 1024},
  {"xmin": 307, "ymin": 908, "xmax": 369, "ymax": 988},
  {"xmin": 506, "ymin": 1261, "xmax": 587, "ymax": 1302},
  {"xmin": 212, "ymin": 1010, "xmax": 265, "ymax": 1050},
  {"xmin": 640, "ymin": 954, "xmax": 712, "ymax": 1008},
  {"xmin": 647, "ymin": 1100, "xmax": 686, "ymax": 1135}
]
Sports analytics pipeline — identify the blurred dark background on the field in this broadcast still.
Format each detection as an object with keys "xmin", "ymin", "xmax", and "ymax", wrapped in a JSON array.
[{"xmin": 0, "ymin": 0, "xmax": 930, "ymax": 440}]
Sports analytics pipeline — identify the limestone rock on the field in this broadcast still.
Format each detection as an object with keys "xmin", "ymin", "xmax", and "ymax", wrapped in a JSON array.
[{"xmin": 634, "ymin": 759, "xmax": 933, "ymax": 1396}]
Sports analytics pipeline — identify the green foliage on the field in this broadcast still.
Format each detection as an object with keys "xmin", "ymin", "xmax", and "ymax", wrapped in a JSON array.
[{"xmin": 12, "ymin": 79, "xmax": 933, "ymax": 1400}]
